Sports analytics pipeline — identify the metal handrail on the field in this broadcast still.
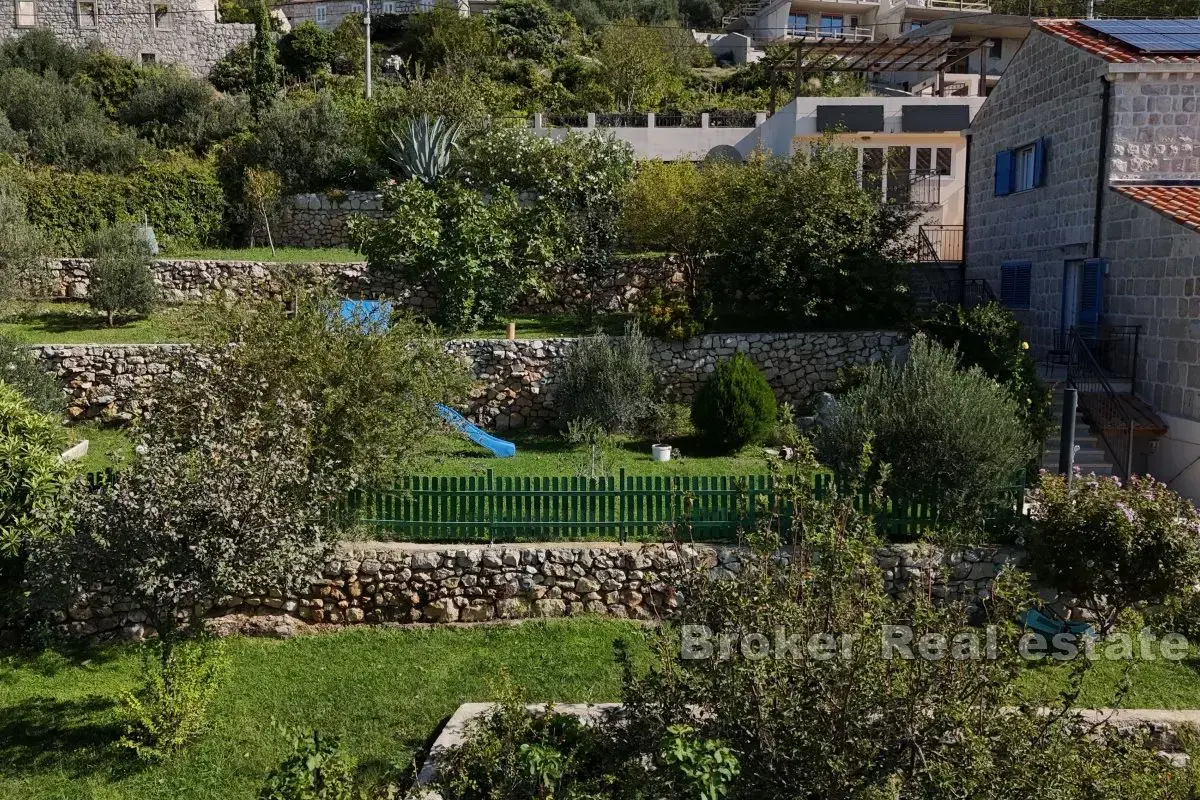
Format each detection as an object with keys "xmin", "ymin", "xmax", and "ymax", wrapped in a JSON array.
[{"xmin": 1067, "ymin": 327, "xmax": 1135, "ymax": 479}]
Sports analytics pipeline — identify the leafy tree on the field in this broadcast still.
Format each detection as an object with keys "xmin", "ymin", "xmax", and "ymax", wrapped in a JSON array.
[
  {"xmin": 815, "ymin": 335, "xmax": 1031, "ymax": 531},
  {"xmin": 210, "ymin": 42, "xmax": 254, "ymax": 94},
  {"xmin": 596, "ymin": 20, "xmax": 686, "ymax": 111},
  {"xmin": 242, "ymin": 167, "xmax": 283, "ymax": 254},
  {"xmin": 82, "ymin": 223, "xmax": 156, "ymax": 326},
  {"xmin": 0, "ymin": 334, "xmax": 62, "ymax": 415},
  {"xmin": 621, "ymin": 159, "xmax": 708, "ymax": 303},
  {"xmin": 0, "ymin": 28, "xmax": 82, "ymax": 77},
  {"xmin": 1030, "ymin": 472, "xmax": 1200, "ymax": 634},
  {"xmin": 556, "ymin": 321, "xmax": 654, "ymax": 433},
  {"xmin": 351, "ymin": 180, "xmax": 557, "ymax": 331},
  {"xmin": 72, "ymin": 48, "xmax": 148, "ymax": 117},
  {"xmin": 279, "ymin": 21, "xmax": 335, "ymax": 81},
  {"xmin": 395, "ymin": 6, "xmax": 500, "ymax": 78},
  {"xmin": 118, "ymin": 66, "xmax": 247, "ymax": 153},
  {"xmin": 691, "ymin": 352, "xmax": 776, "ymax": 452},
  {"xmin": 487, "ymin": 0, "xmax": 581, "ymax": 63},
  {"xmin": 0, "ymin": 184, "xmax": 52, "ymax": 302},
  {"xmin": 329, "ymin": 13, "xmax": 372, "ymax": 76},
  {"xmin": 249, "ymin": 0, "xmax": 283, "ymax": 116}
]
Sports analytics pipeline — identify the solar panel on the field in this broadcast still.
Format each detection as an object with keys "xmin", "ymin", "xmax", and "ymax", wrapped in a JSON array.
[{"xmin": 1080, "ymin": 18, "xmax": 1200, "ymax": 53}]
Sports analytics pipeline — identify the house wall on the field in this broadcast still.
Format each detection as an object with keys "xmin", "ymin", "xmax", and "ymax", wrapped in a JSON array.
[
  {"xmin": 964, "ymin": 29, "xmax": 1109, "ymax": 358},
  {"xmin": 1110, "ymin": 71, "xmax": 1200, "ymax": 183},
  {"xmin": 0, "ymin": 0, "xmax": 253, "ymax": 74}
]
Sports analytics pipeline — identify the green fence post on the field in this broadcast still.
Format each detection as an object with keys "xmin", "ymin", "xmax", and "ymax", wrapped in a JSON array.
[
  {"xmin": 619, "ymin": 468, "xmax": 627, "ymax": 545},
  {"xmin": 487, "ymin": 468, "xmax": 496, "ymax": 545}
]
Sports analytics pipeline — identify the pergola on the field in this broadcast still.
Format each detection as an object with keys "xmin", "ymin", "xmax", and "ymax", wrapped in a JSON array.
[{"xmin": 766, "ymin": 34, "xmax": 992, "ymax": 112}]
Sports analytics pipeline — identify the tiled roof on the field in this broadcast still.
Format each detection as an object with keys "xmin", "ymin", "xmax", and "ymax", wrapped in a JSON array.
[
  {"xmin": 1035, "ymin": 19, "xmax": 1200, "ymax": 64},
  {"xmin": 1112, "ymin": 185, "xmax": 1200, "ymax": 230}
]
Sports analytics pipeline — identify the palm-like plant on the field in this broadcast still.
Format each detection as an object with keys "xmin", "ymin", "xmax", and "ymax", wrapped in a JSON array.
[{"xmin": 386, "ymin": 115, "xmax": 461, "ymax": 186}]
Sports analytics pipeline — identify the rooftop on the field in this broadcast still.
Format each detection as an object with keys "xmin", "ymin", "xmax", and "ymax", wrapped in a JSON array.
[
  {"xmin": 1112, "ymin": 185, "xmax": 1200, "ymax": 230},
  {"xmin": 1036, "ymin": 18, "xmax": 1200, "ymax": 64}
]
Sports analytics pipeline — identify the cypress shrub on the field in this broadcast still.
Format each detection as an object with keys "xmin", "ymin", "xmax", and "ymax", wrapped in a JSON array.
[{"xmin": 691, "ymin": 352, "xmax": 777, "ymax": 452}]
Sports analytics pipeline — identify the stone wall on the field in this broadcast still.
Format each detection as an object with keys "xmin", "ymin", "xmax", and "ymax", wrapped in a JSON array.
[
  {"xmin": 35, "ymin": 331, "xmax": 904, "ymax": 426},
  {"xmin": 50, "ymin": 541, "xmax": 1026, "ymax": 640},
  {"xmin": 47, "ymin": 255, "xmax": 679, "ymax": 315},
  {"xmin": 1110, "ymin": 72, "xmax": 1200, "ymax": 183},
  {"xmin": 274, "ymin": 192, "xmax": 383, "ymax": 249}
]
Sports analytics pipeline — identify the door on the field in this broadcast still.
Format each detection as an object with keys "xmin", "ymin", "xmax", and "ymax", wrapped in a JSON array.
[{"xmin": 1061, "ymin": 258, "xmax": 1082, "ymax": 349}]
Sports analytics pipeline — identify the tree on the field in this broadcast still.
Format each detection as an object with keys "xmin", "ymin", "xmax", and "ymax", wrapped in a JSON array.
[
  {"xmin": 0, "ymin": 183, "xmax": 52, "ymax": 303},
  {"xmin": 242, "ymin": 167, "xmax": 282, "ymax": 254},
  {"xmin": 621, "ymin": 159, "xmax": 709, "ymax": 303},
  {"xmin": 350, "ymin": 180, "xmax": 557, "ymax": 331},
  {"xmin": 249, "ymin": 0, "xmax": 283, "ymax": 116},
  {"xmin": 82, "ymin": 223, "xmax": 156, "ymax": 326},
  {"xmin": 0, "ymin": 334, "xmax": 62, "ymax": 415},
  {"xmin": 596, "ymin": 20, "xmax": 685, "ymax": 111},
  {"xmin": 209, "ymin": 42, "xmax": 253, "ymax": 94},
  {"xmin": 556, "ymin": 321, "xmax": 654, "ymax": 433},
  {"xmin": 279, "ymin": 21, "xmax": 334, "ymax": 80},
  {"xmin": 691, "ymin": 352, "xmax": 776, "ymax": 452},
  {"xmin": 395, "ymin": 6, "xmax": 499, "ymax": 78},
  {"xmin": 487, "ymin": 0, "xmax": 581, "ymax": 63}
]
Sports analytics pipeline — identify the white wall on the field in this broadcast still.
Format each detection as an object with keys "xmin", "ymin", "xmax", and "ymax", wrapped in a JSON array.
[
  {"xmin": 532, "ymin": 114, "xmax": 767, "ymax": 161},
  {"xmin": 1150, "ymin": 412, "xmax": 1200, "ymax": 505}
]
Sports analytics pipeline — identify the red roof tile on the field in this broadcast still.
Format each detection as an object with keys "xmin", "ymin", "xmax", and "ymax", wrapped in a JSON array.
[
  {"xmin": 1036, "ymin": 18, "xmax": 1200, "ymax": 64},
  {"xmin": 1112, "ymin": 185, "xmax": 1200, "ymax": 230}
]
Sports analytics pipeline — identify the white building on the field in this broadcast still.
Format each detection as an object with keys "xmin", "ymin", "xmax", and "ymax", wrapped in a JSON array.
[{"xmin": 279, "ymin": 0, "xmax": 472, "ymax": 32}]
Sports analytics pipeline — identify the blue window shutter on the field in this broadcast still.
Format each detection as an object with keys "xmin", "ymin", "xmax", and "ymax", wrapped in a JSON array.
[
  {"xmin": 1033, "ymin": 137, "xmax": 1048, "ymax": 187},
  {"xmin": 1000, "ymin": 261, "xmax": 1031, "ymax": 309},
  {"xmin": 1078, "ymin": 258, "xmax": 1104, "ymax": 326},
  {"xmin": 994, "ymin": 149, "xmax": 1013, "ymax": 196}
]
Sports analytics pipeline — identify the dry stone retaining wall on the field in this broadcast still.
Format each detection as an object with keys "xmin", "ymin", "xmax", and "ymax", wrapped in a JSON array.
[
  {"xmin": 34, "ymin": 331, "xmax": 904, "ymax": 426},
  {"xmin": 51, "ymin": 541, "xmax": 1026, "ymax": 640}
]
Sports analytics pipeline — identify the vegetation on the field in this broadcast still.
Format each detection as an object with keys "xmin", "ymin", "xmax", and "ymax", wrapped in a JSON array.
[
  {"xmin": 815, "ymin": 335, "xmax": 1031, "ymax": 533},
  {"xmin": 0, "ymin": 333, "xmax": 62, "ymax": 414},
  {"xmin": 82, "ymin": 223, "xmax": 157, "ymax": 326},
  {"xmin": 1029, "ymin": 472, "xmax": 1200, "ymax": 634},
  {"xmin": 555, "ymin": 322, "xmax": 655, "ymax": 434},
  {"xmin": 0, "ymin": 302, "xmax": 202, "ymax": 345},
  {"xmin": 690, "ymin": 353, "xmax": 776, "ymax": 453},
  {"xmin": 0, "ymin": 183, "xmax": 51, "ymax": 301}
]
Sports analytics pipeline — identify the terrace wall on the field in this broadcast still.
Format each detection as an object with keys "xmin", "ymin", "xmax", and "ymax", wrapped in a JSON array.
[
  {"xmin": 47, "ymin": 541, "xmax": 1035, "ymax": 640},
  {"xmin": 32, "ymin": 331, "xmax": 905, "ymax": 425}
]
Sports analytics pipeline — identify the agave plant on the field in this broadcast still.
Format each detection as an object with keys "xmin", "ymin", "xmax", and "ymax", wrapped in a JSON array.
[{"xmin": 386, "ymin": 115, "xmax": 461, "ymax": 186}]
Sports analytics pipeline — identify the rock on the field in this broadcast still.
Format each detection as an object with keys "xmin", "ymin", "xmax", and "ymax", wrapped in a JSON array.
[
  {"xmin": 533, "ymin": 599, "xmax": 567, "ymax": 617},
  {"xmin": 423, "ymin": 599, "xmax": 459, "ymax": 623}
]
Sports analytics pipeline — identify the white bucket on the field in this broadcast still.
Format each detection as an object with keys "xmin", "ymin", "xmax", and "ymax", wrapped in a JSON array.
[{"xmin": 651, "ymin": 444, "xmax": 672, "ymax": 462}]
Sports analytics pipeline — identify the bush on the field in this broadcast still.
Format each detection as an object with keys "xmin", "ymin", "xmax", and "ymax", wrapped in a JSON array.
[
  {"xmin": 120, "ymin": 635, "xmax": 228, "ymax": 760},
  {"xmin": 0, "ymin": 335, "xmax": 62, "ymax": 414},
  {"xmin": 82, "ymin": 223, "xmax": 156, "ymax": 325},
  {"xmin": 279, "ymin": 22, "xmax": 335, "ymax": 80},
  {"xmin": 814, "ymin": 335, "xmax": 1032, "ymax": 530},
  {"xmin": 643, "ymin": 400, "xmax": 692, "ymax": 443},
  {"xmin": 6, "ymin": 158, "xmax": 226, "ymax": 252},
  {"xmin": 210, "ymin": 43, "xmax": 253, "ymax": 94},
  {"xmin": 635, "ymin": 286, "xmax": 703, "ymax": 341},
  {"xmin": 691, "ymin": 352, "xmax": 776, "ymax": 452},
  {"xmin": 0, "ymin": 181, "xmax": 52, "ymax": 300},
  {"xmin": 919, "ymin": 301, "xmax": 1051, "ymax": 459},
  {"xmin": 556, "ymin": 321, "xmax": 655, "ymax": 434},
  {"xmin": 118, "ymin": 66, "xmax": 247, "ymax": 153},
  {"xmin": 1029, "ymin": 472, "xmax": 1200, "ymax": 633},
  {"xmin": 258, "ymin": 730, "xmax": 359, "ymax": 800}
]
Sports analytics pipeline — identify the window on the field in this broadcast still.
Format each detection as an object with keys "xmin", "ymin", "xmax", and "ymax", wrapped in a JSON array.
[
  {"xmin": 990, "ymin": 38, "xmax": 1003, "ymax": 59},
  {"xmin": 935, "ymin": 147, "xmax": 952, "ymax": 176},
  {"xmin": 315, "ymin": 4, "xmax": 326, "ymax": 21},
  {"xmin": 994, "ymin": 138, "xmax": 1047, "ymax": 196},
  {"xmin": 916, "ymin": 147, "xmax": 932, "ymax": 173},
  {"xmin": 383, "ymin": 0, "xmax": 395, "ymax": 11},
  {"xmin": 1000, "ymin": 261, "xmax": 1032, "ymax": 310},
  {"xmin": 819, "ymin": 14, "xmax": 843, "ymax": 35},
  {"xmin": 351, "ymin": 2, "xmax": 361, "ymax": 10},
  {"xmin": 140, "ymin": 52, "xmax": 157, "ymax": 65},
  {"xmin": 76, "ymin": 0, "xmax": 95, "ymax": 26},
  {"xmin": 908, "ymin": 20, "xmax": 922, "ymax": 31},
  {"xmin": 787, "ymin": 13, "xmax": 808, "ymax": 33},
  {"xmin": 151, "ymin": 1, "xmax": 171, "ymax": 30},
  {"xmin": 14, "ymin": 0, "xmax": 35, "ymax": 27}
]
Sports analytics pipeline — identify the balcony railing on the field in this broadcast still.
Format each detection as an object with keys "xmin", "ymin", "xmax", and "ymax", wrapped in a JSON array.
[
  {"xmin": 533, "ymin": 111, "xmax": 767, "ymax": 131},
  {"xmin": 786, "ymin": 24, "xmax": 873, "ymax": 41},
  {"xmin": 905, "ymin": 0, "xmax": 990, "ymax": 9},
  {"xmin": 861, "ymin": 170, "xmax": 942, "ymax": 207},
  {"xmin": 917, "ymin": 224, "xmax": 963, "ymax": 263}
]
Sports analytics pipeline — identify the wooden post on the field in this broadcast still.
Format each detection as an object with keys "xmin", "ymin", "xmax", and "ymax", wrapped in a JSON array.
[{"xmin": 506, "ymin": 322, "xmax": 516, "ymax": 341}]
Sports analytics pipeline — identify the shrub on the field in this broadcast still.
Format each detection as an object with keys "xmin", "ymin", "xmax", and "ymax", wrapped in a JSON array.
[
  {"xmin": 919, "ymin": 301, "xmax": 1051, "ymax": 459},
  {"xmin": 258, "ymin": 730, "xmax": 358, "ymax": 800},
  {"xmin": 120, "ymin": 635, "xmax": 228, "ymax": 760},
  {"xmin": 691, "ymin": 352, "xmax": 776, "ymax": 452},
  {"xmin": 635, "ymin": 286, "xmax": 703, "ymax": 341},
  {"xmin": 279, "ymin": 22, "xmax": 335, "ymax": 80},
  {"xmin": 1029, "ymin": 471, "xmax": 1200, "ymax": 633},
  {"xmin": 0, "ymin": 182, "xmax": 52, "ymax": 300},
  {"xmin": 82, "ymin": 223, "xmax": 156, "ymax": 325},
  {"xmin": 118, "ymin": 66, "xmax": 247, "ymax": 154},
  {"xmin": 210, "ymin": 43, "xmax": 253, "ymax": 94},
  {"xmin": 556, "ymin": 321, "xmax": 654, "ymax": 434},
  {"xmin": 814, "ymin": 335, "xmax": 1032, "ymax": 531},
  {"xmin": 0, "ymin": 335, "xmax": 62, "ymax": 415},
  {"xmin": 643, "ymin": 400, "xmax": 692, "ymax": 443}
]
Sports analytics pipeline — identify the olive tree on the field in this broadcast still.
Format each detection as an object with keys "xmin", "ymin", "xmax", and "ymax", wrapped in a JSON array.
[{"xmin": 82, "ymin": 223, "xmax": 156, "ymax": 326}]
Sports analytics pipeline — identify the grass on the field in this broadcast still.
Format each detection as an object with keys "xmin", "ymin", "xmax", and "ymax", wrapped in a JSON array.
[
  {"xmin": 415, "ymin": 432, "xmax": 770, "ymax": 478},
  {"xmin": 0, "ymin": 620, "xmax": 651, "ymax": 800},
  {"xmin": 2, "ymin": 622, "xmax": 1200, "ymax": 800},
  {"xmin": 164, "ymin": 247, "xmax": 364, "ymax": 263},
  {"xmin": 0, "ymin": 303, "xmax": 203, "ymax": 345},
  {"xmin": 68, "ymin": 423, "xmax": 136, "ymax": 475}
]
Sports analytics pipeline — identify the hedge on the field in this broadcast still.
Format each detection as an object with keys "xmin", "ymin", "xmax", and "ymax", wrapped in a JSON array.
[{"xmin": 3, "ymin": 158, "xmax": 225, "ymax": 253}]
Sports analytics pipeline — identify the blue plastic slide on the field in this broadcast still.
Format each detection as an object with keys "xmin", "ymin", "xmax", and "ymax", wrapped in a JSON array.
[
  {"xmin": 338, "ymin": 299, "xmax": 393, "ymax": 332},
  {"xmin": 436, "ymin": 404, "xmax": 517, "ymax": 458}
]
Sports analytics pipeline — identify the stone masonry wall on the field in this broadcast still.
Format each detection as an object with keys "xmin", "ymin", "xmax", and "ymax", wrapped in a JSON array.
[
  {"xmin": 1110, "ymin": 72, "xmax": 1200, "ymax": 183},
  {"xmin": 51, "ymin": 541, "xmax": 1028, "ymax": 640},
  {"xmin": 274, "ymin": 191, "xmax": 384, "ymax": 249},
  {"xmin": 47, "ymin": 255, "xmax": 680, "ymax": 316},
  {"xmin": 34, "ymin": 331, "xmax": 904, "ymax": 425}
]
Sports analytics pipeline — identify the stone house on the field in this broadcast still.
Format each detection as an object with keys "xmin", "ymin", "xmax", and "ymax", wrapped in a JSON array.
[
  {"xmin": 0, "ymin": 0, "xmax": 253, "ymax": 74},
  {"xmin": 278, "ymin": 0, "xmax": 471, "ymax": 33},
  {"xmin": 964, "ymin": 18, "xmax": 1200, "ymax": 500}
]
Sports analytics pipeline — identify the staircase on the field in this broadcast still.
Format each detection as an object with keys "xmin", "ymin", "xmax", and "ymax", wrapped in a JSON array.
[
  {"xmin": 721, "ymin": 0, "xmax": 769, "ymax": 29},
  {"xmin": 1042, "ymin": 383, "xmax": 1116, "ymax": 477}
]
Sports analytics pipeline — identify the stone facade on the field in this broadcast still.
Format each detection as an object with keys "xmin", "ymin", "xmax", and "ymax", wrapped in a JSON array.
[
  {"xmin": 964, "ymin": 27, "xmax": 1109, "ymax": 359},
  {"xmin": 34, "ymin": 331, "xmax": 904, "ymax": 427},
  {"xmin": 48, "ymin": 541, "xmax": 1025, "ymax": 640},
  {"xmin": 1110, "ymin": 73, "xmax": 1200, "ymax": 183},
  {"xmin": 274, "ymin": 191, "xmax": 383, "ymax": 249},
  {"xmin": 0, "ymin": 0, "xmax": 254, "ymax": 75},
  {"xmin": 47, "ymin": 255, "xmax": 680, "ymax": 315}
]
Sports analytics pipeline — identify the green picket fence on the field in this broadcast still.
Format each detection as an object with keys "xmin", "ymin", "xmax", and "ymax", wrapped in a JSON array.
[{"xmin": 345, "ymin": 470, "xmax": 1026, "ymax": 544}]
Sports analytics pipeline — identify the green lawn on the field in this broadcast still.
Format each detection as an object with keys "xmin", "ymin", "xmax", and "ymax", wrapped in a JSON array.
[
  {"xmin": 164, "ymin": 247, "xmax": 364, "ymax": 263},
  {"xmin": 0, "ymin": 620, "xmax": 650, "ymax": 800},
  {"xmin": 68, "ymin": 423, "xmax": 135, "ymax": 475},
  {"xmin": 2, "ymin": 622, "xmax": 1199, "ymax": 800},
  {"xmin": 416, "ymin": 432, "xmax": 770, "ymax": 478},
  {"xmin": 0, "ymin": 303, "xmax": 202, "ymax": 345}
]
